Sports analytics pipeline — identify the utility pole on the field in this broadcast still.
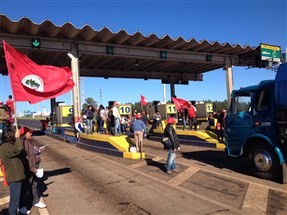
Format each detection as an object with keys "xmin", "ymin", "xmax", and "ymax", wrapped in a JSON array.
[
  {"xmin": 80, "ymin": 77, "xmax": 85, "ymax": 108},
  {"xmin": 99, "ymin": 89, "xmax": 102, "ymax": 106}
]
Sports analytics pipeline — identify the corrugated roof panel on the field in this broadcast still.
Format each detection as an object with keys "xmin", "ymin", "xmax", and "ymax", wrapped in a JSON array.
[
  {"xmin": 126, "ymin": 32, "xmax": 145, "ymax": 46},
  {"xmin": 112, "ymin": 29, "xmax": 130, "ymax": 44},
  {"xmin": 91, "ymin": 27, "xmax": 113, "ymax": 42},
  {"xmin": 140, "ymin": 34, "xmax": 160, "ymax": 47},
  {"xmin": 153, "ymin": 35, "xmax": 173, "ymax": 48},
  {"xmin": 0, "ymin": 14, "xmax": 264, "ymax": 81}
]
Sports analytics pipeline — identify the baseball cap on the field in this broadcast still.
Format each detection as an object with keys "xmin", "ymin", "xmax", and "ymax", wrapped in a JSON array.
[
  {"xmin": 167, "ymin": 117, "xmax": 176, "ymax": 124},
  {"xmin": 19, "ymin": 127, "xmax": 34, "ymax": 136}
]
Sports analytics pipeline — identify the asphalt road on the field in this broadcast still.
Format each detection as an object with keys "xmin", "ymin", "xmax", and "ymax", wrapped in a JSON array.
[{"xmin": 1, "ymin": 119, "xmax": 287, "ymax": 215}]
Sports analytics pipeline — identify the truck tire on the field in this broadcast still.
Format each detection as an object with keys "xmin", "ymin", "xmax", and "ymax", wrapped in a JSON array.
[{"xmin": 249, "ymin": 142, "xmax": 281, "ymax": 181}]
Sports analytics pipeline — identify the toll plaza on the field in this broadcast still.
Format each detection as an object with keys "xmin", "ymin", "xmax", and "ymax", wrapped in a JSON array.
[{"xmin": 1, "ymin": 14, "xmax": 280, "ymax": 126}]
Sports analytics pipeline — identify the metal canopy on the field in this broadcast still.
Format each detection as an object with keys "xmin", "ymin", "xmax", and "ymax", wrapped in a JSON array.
[{"xmin": 0, "ymin": 14, "xmax": 260, "ymax": 82}]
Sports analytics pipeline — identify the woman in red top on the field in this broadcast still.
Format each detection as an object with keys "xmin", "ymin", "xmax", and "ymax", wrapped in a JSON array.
[{"xmin": 187, "ymin": 103, "xmax": 197, "ymax": 130}]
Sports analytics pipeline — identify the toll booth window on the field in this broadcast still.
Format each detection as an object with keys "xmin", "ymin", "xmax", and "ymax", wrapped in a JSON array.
[
  {"xmin": 233, "ymin": 94, "xmax": 251, "ymax": 114},
  {"xmin": 255, "ymin": 90, "xmax": 272, "ymax": 112}
]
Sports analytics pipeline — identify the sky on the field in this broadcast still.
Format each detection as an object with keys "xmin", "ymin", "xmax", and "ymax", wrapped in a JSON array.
[{"xmin": 0, "ymin": 0, "xmax": 286, "ymax": 114}]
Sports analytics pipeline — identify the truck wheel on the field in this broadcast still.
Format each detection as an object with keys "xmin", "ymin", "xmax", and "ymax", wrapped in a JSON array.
[{"xmin": 249, "ymin": 142, "xmax": 280, "ymax": 181}]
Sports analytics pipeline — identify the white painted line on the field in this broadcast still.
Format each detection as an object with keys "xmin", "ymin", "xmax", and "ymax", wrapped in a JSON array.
[
  {"xmin": 242, "ymin": 183, "xmax": 268, "ymax": 214},
  {"xmin": 38, "ymin": 197, "xmax": 50, "ymax": 215},
  {"xmin": 0, "ymin": 196, "xmax": 10, "ymax": 205},
  {"xmin": 168, "ymin": 166, "xmax": 201, "ymax": 186}
]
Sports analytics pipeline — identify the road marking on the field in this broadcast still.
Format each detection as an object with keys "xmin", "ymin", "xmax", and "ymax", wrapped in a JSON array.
[
  {"xmin": 168, "ymin": 166, "xmax": 201, "ymax": 186},
  {"xmin": 38, "ymin": 197, "xmax": 50, "ymax": 215},
  {"xmin": 0, "ymin": 196, "xmax": 9, "ymax": 205},
  {"xmin": 242, "ymin": 183, "xmax": 268, "ymax": 214},
  {"xmin": 68, "ymin": 146, "xmax": 243, "ymax": 214}
]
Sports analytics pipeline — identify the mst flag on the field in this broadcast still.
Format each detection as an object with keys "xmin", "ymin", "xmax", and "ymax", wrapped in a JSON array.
[
  {"xmin": 3, "ymin": 41, "xmax": 74, "ymax": 104},
  {"xmin": 140, "ymin": 95, "xmax": 148, "ymax": 105},
  {"xmin": 172, "ymin": 97, "xmax": 189, "ymax": 110}
]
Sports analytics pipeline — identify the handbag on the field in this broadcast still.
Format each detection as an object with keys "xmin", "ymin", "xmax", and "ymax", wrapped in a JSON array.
[{"xmin": 161, "ymin": 137, "xmax": 171, "ymax": 149}]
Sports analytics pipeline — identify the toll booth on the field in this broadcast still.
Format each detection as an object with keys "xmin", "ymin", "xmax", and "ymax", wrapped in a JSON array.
[
  {"xmin": 196, "ymin": 103, "xmax": 213, "ymax": 122},
  {"xmin": 118, "ymin": 104, "xmax": 132, "ymax": 118},
  {"xmin": 53, "ymin": 105, "xmax": 73, "ymax": 134},
  {"xmin": 149, "ymin": 103, "xmax": 177, "ymax": 120}
]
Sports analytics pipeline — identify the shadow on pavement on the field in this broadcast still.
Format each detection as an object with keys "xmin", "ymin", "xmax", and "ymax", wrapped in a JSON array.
[
  {"xmin": 181, "ymin": 150, "xmax": 251, "ymax": 176},
  {"xmin": 145, "ymin": 158, "xmax": 166, "ymax": 173},
  {"xmin": 38, "ymin": 167, "xmax": 72, "ymax": 197}
]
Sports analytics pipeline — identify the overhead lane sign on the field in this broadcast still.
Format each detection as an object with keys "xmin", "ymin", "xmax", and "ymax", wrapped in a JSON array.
[{"xmin": 260, "ymin": 43, "xmax": 281, "ymax": 62}]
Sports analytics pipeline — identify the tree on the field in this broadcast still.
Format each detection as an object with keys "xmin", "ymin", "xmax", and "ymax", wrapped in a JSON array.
[{"xmin": 82, "ymin": 97, "xmax": 97, "ymax": 111}]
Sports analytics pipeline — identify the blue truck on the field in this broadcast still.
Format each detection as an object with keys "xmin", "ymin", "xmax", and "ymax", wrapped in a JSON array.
[{"xmin": 224, "ymin": 63, "xmax": 287, "ymax": 183}]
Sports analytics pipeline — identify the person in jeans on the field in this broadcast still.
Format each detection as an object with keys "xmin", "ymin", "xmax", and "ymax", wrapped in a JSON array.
[
  {"xmin": 85, "ymin": 105, "xmax": 95, "ymax": 135},
  {"xmin": 180, "ymin": 104, "xmax": 188, "ymax": 130},
  {"xmin": 0, "ymin": 126, "xmax": 27, "ymax": 215},
  {"xmin": 131, "ymin": 113, "xmax": 147, "ymax": 152},
  {"xmin": 163, "ymin": 117, "xmax": 180, "ymax": 174},
  {"xmin": 21, "ymin": 127, "xmax": 47, "ymax": 209}
]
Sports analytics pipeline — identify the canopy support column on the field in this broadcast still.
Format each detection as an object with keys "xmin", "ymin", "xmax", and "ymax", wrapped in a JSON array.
[
  {"xmin": 68, "ymin": 46, "xmax": 81, "ymax": 124},
  {"xmin": 170, "ymin": 81, "xmax": 176, "ymax": 99},
  {"xmin": 224, "ymin": 59, "xmax": 234, "ymax": 105}
]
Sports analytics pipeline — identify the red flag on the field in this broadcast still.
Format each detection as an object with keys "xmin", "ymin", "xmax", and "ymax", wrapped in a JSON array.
[
  {"xmin": 3, "ymin": 41, "xmax": 74, "ymax": 104},
  {"xmin": 172, "ymin": 97, "xmax": 189, "ymax": 110},
  {"xmin": 140, "ymin": 95, "xmax": 148, "ymax": 105}
]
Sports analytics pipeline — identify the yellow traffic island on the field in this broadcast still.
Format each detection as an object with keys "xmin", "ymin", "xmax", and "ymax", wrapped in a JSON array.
[
  {"xmin": 64, "ymin": 129, "xmax": 145, "ymax": 160},
  {"xmin": 150, "ymin": 122, "xmax": 225, "ymax": 149}
]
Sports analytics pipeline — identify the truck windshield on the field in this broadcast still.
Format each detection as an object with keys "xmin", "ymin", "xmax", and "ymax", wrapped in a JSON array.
[{"xmin": 231, "ymin": 94, "xmax": 251, "ymax": 114}]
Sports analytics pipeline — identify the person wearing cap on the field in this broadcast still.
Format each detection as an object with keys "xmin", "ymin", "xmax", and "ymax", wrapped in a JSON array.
[
  {"xmin": 20, "ymin": 127, "xmax": 47, "ymax": 209},
  {"xmin": 131, "ymin": 113, "xmax": 147, "ymax": 152},
  {"xmin": 112, "ymin": 102, "xmax": 121, "ymax": 135},
  {"xmin": 0, "ymin": 126, "xmax": 28, "ymax": 215},
  {"xmin": 163, "ymin": 117, "xmax": 180, "ymax": 174}
]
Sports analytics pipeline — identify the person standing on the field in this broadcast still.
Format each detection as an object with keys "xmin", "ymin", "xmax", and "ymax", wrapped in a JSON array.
[
  {"xmin": 106, "ymin": 106, "xmax": 113, "ymax": 135},
  {"xmin": 0, "ymin": 126, "xmax": 27, "ymax": 215},
  {"xmin": 112, "ymin": 102, "xmax": 121, "ymax": 135},
  {"xmin": 187, "ymin": 102, "xmax": 197, "ymax": 130},
  {"xmin": 20, "ymin": 127, "xmax": 47, "ymax": 209},
  {"xmin": 180, "ymin": 104, "xmax": 188, "ymax": 130},
  {"xmin": 216, "ymin": 109, "xmax": 226, "ymax": 143},
  {"xmin": 96, "ymin": 105, "xmax": 105, "ymax": 134},
  {"xmin": 163, "ymin": 117, "xmax": 180, "ymax": 174},
  {"xmin": 85, "ymin": 105, "xmax": 95, "ymax": 135},
  {"xmin": 131, "ymin": 113, "xmax": 147, "ymax": 152}
]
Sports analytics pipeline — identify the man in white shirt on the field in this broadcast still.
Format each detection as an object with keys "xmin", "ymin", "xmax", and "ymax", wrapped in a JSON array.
[{"xmin": 112, "ymin": 101, "xmax": 121, "ymax": 135}]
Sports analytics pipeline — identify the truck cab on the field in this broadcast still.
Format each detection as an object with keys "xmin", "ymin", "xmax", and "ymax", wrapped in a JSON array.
[{"xmin": 225, "ymin": 63, "xmax": 287, "ymax": 183}]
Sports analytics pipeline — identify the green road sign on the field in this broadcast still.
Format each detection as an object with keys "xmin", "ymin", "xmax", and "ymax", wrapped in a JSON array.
[
  {"xmin": 106, "ymin": 45, "xmax": 114, "ymax": 55},
  {"xmin": 32, "ymin": 38, "xmax": 41, "ymax": 48},
  {"xmin": 160, "ymin": 50, "xmax": 167, "ymax": 59},
  {"xmin": 260, "ymin": 44, "xmax": 281, "ymax": 62}
]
